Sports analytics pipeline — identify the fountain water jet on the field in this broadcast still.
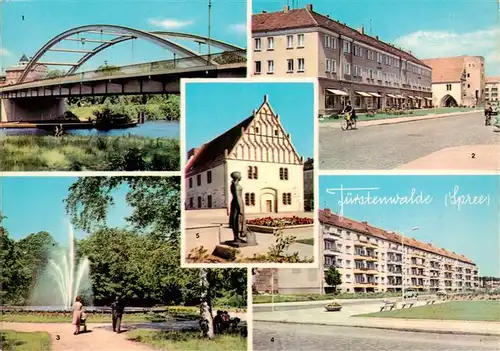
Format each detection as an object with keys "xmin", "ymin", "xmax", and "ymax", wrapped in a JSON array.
[{"xmin": 30, "ymin": 225, "xmax": 92, "ymax": 309}]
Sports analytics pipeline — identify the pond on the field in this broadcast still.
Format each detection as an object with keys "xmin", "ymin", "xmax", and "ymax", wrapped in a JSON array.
[{"xmin": 1, "ymin": 120, "xmax": 180, "ymax": 139}]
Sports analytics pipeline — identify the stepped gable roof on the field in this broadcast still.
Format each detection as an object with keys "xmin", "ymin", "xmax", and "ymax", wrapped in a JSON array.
[
  {"xmin": 422, "ymin": 56, "xmax": 465, "ymax": 83},
  {"xmin": 319, "ymin": 209, "xmax": 474, "ymax": 264},
  {"xmin": 185, "ymin": 116, "xmax": 254, "ymax": 177},
  {"xmin": 253, "ymin": 7, "xmax": 430, "ymax": 68}
]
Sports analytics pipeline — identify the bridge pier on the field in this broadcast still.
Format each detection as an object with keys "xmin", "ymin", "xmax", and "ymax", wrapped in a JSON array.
[{"xmin": 1, "ymin": 98, "xmax": 66, "ymax": 122}]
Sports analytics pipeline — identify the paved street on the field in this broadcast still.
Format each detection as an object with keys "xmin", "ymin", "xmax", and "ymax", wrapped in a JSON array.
[
  {"xmin": 319, "ymin": 111, "xmax": 499, "ymax": 170},
  {"xmin": 253, "ymin": 322, "xmax": 500, "ymax": 351}
]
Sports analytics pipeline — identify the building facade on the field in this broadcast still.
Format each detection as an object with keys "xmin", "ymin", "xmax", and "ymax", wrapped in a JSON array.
[
  {"xmin": 254, "ymin": 209, "xmax": 479, "ymax": 294},
  {"xmin": 252, "ymin": 4, "xmax": 433, "ymax": 116},
  {"xmin": 185, "ymin": 95, "xmax": 305, "ymax": 214},
  {"xmin": 485, "ymin": 76, "xmax": 500, "ymax": 103},
  {"xmin": 422, "ymin": 56, "xmax": 486, "ymax": 107},
  {"xmin": 303, "ymin": 157, "xmax": 314, "ymax": 211},
  {"xmin": 0, "ymin": 54, "xmax": 48, "ymax": 87}
]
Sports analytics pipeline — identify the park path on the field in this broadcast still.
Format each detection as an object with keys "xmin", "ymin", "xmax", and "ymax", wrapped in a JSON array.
[{"xmin": 2, "ymin": 322, "xmax": 155, "ymax": 351}]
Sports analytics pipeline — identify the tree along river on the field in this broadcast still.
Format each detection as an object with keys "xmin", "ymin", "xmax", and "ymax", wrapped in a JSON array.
[{"xmin": 1, "ymin": 120, "xmax": 179, "ymax": 139}]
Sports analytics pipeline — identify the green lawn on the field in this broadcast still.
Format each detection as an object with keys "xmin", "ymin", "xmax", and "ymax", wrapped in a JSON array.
[
  {"xmin": 320, "ymin": 107, "xmax": 477, "ymax": 123},
  {"xmin": 127, "ymin": 329, "xmax": 247, "ymax": 351},
  {"xmin": 0, "ymin": 135, "xmax": 179, "ymax": 171},
  {"xmin": 1, "ymin": 330, "xmax": 51, "ymax": 351},
  {"xmin": 357, "ymin": 301, "xmax": 500, "ymax": 322},
  {"xmin": 295, "ymin": 238, "xmax": 314, "ymax": 246},
  {"xmin": 253, "ymin": 292, "xmax": 403, "ymax": 304}
]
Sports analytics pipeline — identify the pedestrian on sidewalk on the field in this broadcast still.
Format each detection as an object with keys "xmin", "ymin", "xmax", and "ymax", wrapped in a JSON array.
[
  {"xmin": 72, "ymin": 296, "xmax": 84, "ymax": 335},
  {"xmin": 111, "ymin": 296, "xmax": 125, "ymax": 333}
]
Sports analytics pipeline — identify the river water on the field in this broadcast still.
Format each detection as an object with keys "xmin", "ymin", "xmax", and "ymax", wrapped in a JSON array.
[{"xmin": 1, "ymin": 120, "xmax": 179, "ymax": 139}]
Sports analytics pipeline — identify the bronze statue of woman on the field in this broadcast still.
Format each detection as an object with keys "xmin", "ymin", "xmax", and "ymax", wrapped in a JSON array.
[{"xmin": 229, "ymin": 171, "xmax": 246, "ymax": 242}]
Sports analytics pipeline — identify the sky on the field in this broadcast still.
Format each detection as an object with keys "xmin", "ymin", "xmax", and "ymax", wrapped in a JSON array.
[
  {"xmin": 1, "ymin": 177, "xmax": 132, "ymax": 244},
  {"xmin": 0, "ymin": 0, "xmax": 247, "ymax": 74},
  {"xmin": 185, "ymin": 81, "xmax": 314, "ymax": 158},
  {"xmin": 319, "ymin": 175, "xmax": 500, "ymax": 277},
  {"xmin": 253, "ymin": 0, "xmax": 500, "ymax": 76}
]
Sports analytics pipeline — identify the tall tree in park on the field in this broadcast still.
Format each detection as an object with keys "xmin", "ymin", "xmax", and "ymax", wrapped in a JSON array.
[
  {"xmin": 46, "ymin": 69, "xmax": 66, "ymax": 78},
  {"xmin": 324, "ymin": 266, "xmax": 342, "ymax": 293}
]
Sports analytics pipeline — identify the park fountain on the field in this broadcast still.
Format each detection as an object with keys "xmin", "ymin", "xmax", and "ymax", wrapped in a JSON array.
[{"xmin": 30, "ymin": 225, "xmax": 92, "ymax": 309}]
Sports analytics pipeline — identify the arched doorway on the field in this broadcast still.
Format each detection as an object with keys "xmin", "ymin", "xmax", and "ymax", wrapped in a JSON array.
[
  {"xmin": 260, "ymin": 187, "xmax": 277, "ymax": 213},
  {"xmin": 441, "ymin": 94, "xmax": 458, "ymax": 107}
]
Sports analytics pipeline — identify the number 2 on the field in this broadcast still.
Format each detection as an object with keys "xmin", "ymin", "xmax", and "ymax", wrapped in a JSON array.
[{"xmin": 471, "ymin": 153, "xmax": 475, "ymax": 159}]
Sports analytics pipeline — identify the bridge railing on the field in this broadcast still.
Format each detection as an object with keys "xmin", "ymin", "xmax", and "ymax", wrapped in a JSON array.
[{"xmin": 10, "ymin": 50, "xmax": 246, "ymax": 87}]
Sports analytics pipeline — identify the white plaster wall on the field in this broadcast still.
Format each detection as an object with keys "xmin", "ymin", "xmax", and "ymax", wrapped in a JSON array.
[
  {"xmin": 432, "ymin": 82, "xmax": 462, "ymax": 106},
  {"xmin": 226, "ymin": 159, "xmax": 304, "ymax": 214},
  {"xmin": 185, "ymin": 163, "xmax": 226, "ymax": 210}
]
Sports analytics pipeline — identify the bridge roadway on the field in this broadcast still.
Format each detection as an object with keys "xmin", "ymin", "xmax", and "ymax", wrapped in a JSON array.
[{"xmin": 0, "ymin": 59, "xmax": 246, "ymax": 98}]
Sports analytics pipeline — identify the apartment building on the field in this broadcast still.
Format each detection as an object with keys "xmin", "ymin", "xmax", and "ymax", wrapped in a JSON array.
[
  {"xmin": 251, "ymin": 4, "xmax": 433, "ymax": 115},
  {"xmin": 185, "ymin": 95, "xmax": 305, "ymax": 214},
  {"xmin": 254, "ymin": 209, "xmax": 479, "ymax": 294},
  {"xmin": 485, "ymin": 76, "xmax": 500, "ymax": 103},
  {"xmin": 422, "ymin": 56, "xmax": 486, "ymax": 107},
  {"xmin": 0, "ymin": 54, "xmax": 48, "ymax": 87}
]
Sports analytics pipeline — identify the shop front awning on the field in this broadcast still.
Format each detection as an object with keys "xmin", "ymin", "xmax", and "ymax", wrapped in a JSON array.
[
  {"xmin": 425, "ymin": 97, "xmax": 433, "ymax": 101},
  {"xmin": 407, "ymin": 95, "xmax": 415, "ymax": 99},
  {"xmin": 386, "ymin": 94, "xmax": 397, "ymax": 98},
  {"xmin": 327, "ymin": 89, "xmax": 349, "ymax": 96},
  {"xmin": 396, "ymin": 95, "xmax": 405, "ymax": 99},
  {"xmin": 356, "ymin": 91, "xmax": 372, "ymax": 97},
  {"xmin": 368, "ymin": 92, "xmax": 382, "ymax": 97}
]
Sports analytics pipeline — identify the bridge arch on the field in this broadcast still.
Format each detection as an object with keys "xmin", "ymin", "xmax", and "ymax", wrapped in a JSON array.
[
  {"xmin": 18, "ymin": 25, "xmax": 244, "ymax": 83},
  {"xmin": 440, "ymin": 94, "xmax": 458, "ymax": 107}
]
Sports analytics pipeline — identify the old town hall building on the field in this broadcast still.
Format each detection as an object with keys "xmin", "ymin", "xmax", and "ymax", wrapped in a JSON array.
[{"xmin": 185, "ymin": 95, "xmax": 305, "ymax": 214}]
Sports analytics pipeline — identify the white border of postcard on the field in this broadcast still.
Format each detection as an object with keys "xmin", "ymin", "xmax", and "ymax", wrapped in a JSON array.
[{"xmin": 180, "ymin": 77, "xmax": 320, "ymax": 269}]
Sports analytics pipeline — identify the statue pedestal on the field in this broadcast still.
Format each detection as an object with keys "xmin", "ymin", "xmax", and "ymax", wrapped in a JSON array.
[{"xmin": 223, "ymin": 230, "xmax": 258, "ymax": 248}]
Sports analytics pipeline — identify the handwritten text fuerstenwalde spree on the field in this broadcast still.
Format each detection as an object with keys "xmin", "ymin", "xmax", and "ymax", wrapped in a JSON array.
[{"xmin": 325, "ymin": 185, "xmax": 491, "ymax": 217}]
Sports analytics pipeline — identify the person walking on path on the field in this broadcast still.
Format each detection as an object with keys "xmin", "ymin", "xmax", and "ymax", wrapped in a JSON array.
[
  {"xmin": 72, "ymin": 296, "xmax": 84, "ymax": 335},
  {"xmin": 111, "ymin": 296, "xmax": 125, "ymax": 333}
]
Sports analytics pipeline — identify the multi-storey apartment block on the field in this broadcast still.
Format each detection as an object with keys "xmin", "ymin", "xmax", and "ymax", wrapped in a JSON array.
[
  {"xmin": 485, "ymin": 76, "xmax": 500, "ymax": 103},
  {"xmin": 423, "ymin": 56, "xmax": 486, "ymax": 107},
  {"xmin": 254, "ymin": 209, "xmax": 479, "ymax": 294},
  {"xmin": 252, "ymin": 4, "xmax": 433, "ymax": 115},
  {"xmin": 185, "ymin": 95, "xmax": 305, "ymax": 214}
]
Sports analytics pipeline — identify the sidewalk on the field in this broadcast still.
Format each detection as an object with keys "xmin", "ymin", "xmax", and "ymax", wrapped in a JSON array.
[
  {"xmin": 253, "ymin": 296, "xmax": 433, "ymax": 312},
  {"xmin": 321, "ymin": 110, "xmax": 482, "ymax": 129},
  {"xmin": 396, "ymin": 144, "xmax": 500, "ymax": 170},
  {"xmin": 253, "ymin": 301, "xmax": 500, "ymax": 337}
]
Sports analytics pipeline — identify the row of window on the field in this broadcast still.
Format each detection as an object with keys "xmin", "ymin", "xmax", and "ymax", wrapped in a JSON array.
[
  {"xmin": 322, "ymin": 34, "xmax": 431, "ymax": 77},
  {"xmin": 243, "ymin": 192, "xmax": 293, "ymax": 206},
  {"xmin": 255, "ymin": 59, "xmax": 305, "ymax": 75},
  {"xmin": 188, "ymin": 167, "xmax": 290, "ymax": 188},
  {"xmin": 188, "ymin": 195, "xmax": 213, "ymax": 208},
  {"xmin": 254, "ymin": 34, "xmax": 305, "ymax": 51},
  {"xmin": 188, "ymin": 171, "xmax": 212, "ymax": 188}
]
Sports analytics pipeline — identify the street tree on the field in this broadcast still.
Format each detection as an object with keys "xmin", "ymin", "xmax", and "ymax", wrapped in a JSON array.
[{"xmin": 324, "ymin": 266, "xmax": 342, "ymax": 293}]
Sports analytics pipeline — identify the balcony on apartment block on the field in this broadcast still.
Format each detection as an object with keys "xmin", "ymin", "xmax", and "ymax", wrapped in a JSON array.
[
  {"xmin": 322, "ymin": 226, "xmax": 342, "ymax": 238},
  {"xmin": 354, "ymin": 252, "xmax": 378, "ymax": 262},
  {"xmin": 354, "ymin": 266, "xmax": 378, "ymax": 275}
]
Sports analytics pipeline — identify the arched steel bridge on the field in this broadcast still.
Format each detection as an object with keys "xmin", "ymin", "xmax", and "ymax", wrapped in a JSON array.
[{"xmin": 17, "ymin": 24, "xmax": 245, "ymax": 84}]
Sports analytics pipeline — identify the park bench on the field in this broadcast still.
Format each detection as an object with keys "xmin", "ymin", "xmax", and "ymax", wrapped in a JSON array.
[
  {"xmin": 425, "ymin": 300, "xmax": 435, "ymax": 305},
  {"xmin": 401, "ymin": 302, "xmax": 414, "ymax": 309},
  {"xmin": 380, "ymin": 300, "xmax": 396, "ymax": 312}
]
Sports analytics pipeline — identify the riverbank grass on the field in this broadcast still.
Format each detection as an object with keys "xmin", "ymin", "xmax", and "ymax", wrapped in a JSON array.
[
  {"xmin": 0, "ymin": 135, "xmax": 179, "ymax": 171},
  {"xmin": 127, "ymin": 330, "xmax": 247, "ymax": 351},
  {"xmin": 357, "ymin": 301, "xmax": 500, "ymax": 322},
  {"xmin": 1, "ymin": 330, "xmax": 51, "ymax": 351}
]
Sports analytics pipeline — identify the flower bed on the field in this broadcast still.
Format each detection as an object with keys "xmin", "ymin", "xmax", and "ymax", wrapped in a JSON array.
[
  {"xmin": 325, "ymin": 301, "xmax": 342, "ymax": 312},
  {"xmin": 246, "ymin": 216, "xmax": 313, "ymax": 227}
]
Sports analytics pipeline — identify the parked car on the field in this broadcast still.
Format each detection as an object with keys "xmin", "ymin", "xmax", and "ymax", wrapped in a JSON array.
[
  {"xmin": 436, "ymin": 290, "xmax": 448, "ymax": 297},
  {"xmin": 404, "ymin": 288, "xmax": 418, "ymax": 299}
]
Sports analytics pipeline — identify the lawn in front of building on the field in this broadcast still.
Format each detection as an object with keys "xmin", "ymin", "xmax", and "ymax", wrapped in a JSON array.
[
  {"xmin": 127, "ymin": 329, "xmax": 247, "ymax": 351},
  {"xmin": 356, "ymin": 301, "xmax": 500, "ymax": 322},
  {"xmin": 253, "ymin": 292, "xmax": 403, "ymax": 304},
  {"xmin": 1, "ymin": 330, "xmax": 52, "ymax": 351},
  {"xmin": 320, "ymin": 107, "xmax": 477, "ymax": 123}
]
